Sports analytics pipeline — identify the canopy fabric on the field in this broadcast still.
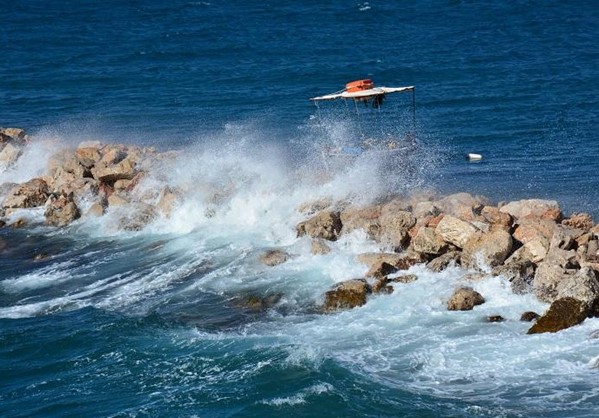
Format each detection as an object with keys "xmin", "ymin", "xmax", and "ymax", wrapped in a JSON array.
[{"xmin": 310, "ymin": 86, "xmax": 414, "ymax": 101}]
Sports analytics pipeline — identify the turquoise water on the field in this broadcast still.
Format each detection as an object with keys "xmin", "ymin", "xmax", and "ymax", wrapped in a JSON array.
[{"xmin": 2, "ymin": 1, "xmax": 599, "ymax": 416}]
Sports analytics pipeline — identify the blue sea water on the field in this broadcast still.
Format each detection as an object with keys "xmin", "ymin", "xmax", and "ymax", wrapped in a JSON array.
[{"xmin": 2, "ymin": 1, "xmax": 599, "ymax": 417}]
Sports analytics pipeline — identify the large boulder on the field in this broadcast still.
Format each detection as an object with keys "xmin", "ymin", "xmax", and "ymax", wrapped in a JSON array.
[
  {"xmin": 411, "ymin": 226, "xmax": 448, "ymax": 255},
  {"xmin": 435, "ymin": 192, "xmax": 486, "ymax": 221},
  {"xmin": 493, "ymin": 259, "xmax": 536, "ymax": 294},
  {"xmin": 532, "ymin": 248, "xmax": 579, "ymax": 302},
  {"xmin": 527, "ymin": 297, "xmax": 590, "ymax": 334},
  {"xmin": 462, "ymin": 229, "xmax": 513, "ymax": 268},
  {"xmin": 555, "ymin": 267, "xmax": 599, "ymax": 309},
  {"xmin": 323, "ymin": 279, "xmax": 371, "ymax": 312},
  {"xmin": 296, "ymin": 210, "xmax": 342, "ymax": 241},
  {"xmin": 377, "ymin": 204, "xmax": 416, "ymax": 250},
  {"xmin": 505, "ymin": 238, "xmax": 549, "ymax": 264},
  {"xmin": 512, "ymin": 218, "xmax": 555, "ymax": 246},
  {"xmin": 500, "ymin": 199, "xmax": 562, "ymax": 221},
  {"xmin": 45, "ymin": 194, "xmax": 80, "ymax": 227},
  {"xmin": 340, "ymin": 204, "xmax": 381, "ymax": 238},
  {"xmin": 75, "ymin": 147, "xmax": 102, "ymax": 168},
  {"xmin": 435, "ymin": 215, "xmax": 480, "ymax": 249},
  {"xmin": 447, "ymin": 287, "xmax": 485, "ymax": 311},
  {"xmin": 378, "ymin": 200, "xmax": 416, "ymax": 250},
  {"xmin": 91, "ymin": 157, "xmax": 137, "ymax": 183},
  {"xmin": 2, "ymin": 178, "xmax": 49, "ymax": 208},
  {"xmin": 480, "ymin": 205, "xmax": 512, "ymax": 229}
]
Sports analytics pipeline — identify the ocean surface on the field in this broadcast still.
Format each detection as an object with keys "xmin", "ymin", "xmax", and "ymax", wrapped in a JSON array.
[{"xmin": 2, "ymin": 1, "xmax": 599, "ymax": 417}]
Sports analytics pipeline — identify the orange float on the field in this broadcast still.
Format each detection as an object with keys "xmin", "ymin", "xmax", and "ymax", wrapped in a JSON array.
[{"xmin": 345, "ymin": 79, "xmax": 374, "ymax": 92}]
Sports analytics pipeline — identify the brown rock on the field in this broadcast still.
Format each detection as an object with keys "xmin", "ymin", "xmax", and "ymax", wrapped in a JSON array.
[
  {"xmin": 372, "ymin": 278, "xmax": 394, "ymax": 294},
  {"xmin": 426, "ymin": 251, "xmax": 461, "ymax": 272},
  {"xmin": 91, "ymin": 157, "xmax": 137, "ymax": 183},
  {"xmin": 412, "ymin": 227, "xmax": 448, "ymax": 255},
  {"xmin": 435, "ymin": 192, "xmax": 486, "ymax": 221},
  {"xmin": 75, "ymin": 147, "xmax": 102, "ymax": 168},
  {"xmin": 462, "ymin": 229, "xmax": 513, "ymax": 268},
  {"xmin": 532, "ymin": 248, "xmax": 579, "ymax": 302},
  {"xmin": 231, "ymin": 293, "xmax": 282, "ymax": 312},
  {"xmin": 365, "ymin": 261, "xmax": 398, "ymax": 279},
  {"xmin": 45, "ymin": 194, "xmax": 80, "ymax": 227},
  {"xmin": 99, "ymin": 146, "xmax": 127, "ymax": 165},
  {"xmin": 357, "ymin": 252, "xmax": 404, "ymax": 268},
  {"xmin": 311, "ymin": 239, "xmax": 331, "ymax": 255},
  {"xmin": 85, "ymin": 202, "xmax": 105, "ymax": 217},
  {"xmin": 493, "ymin": 260, "xmax": 536, "ymax": 294},
  {"xmin": 113, "ymin": 179, "xmax": 132, "ymax": 192},
  {"xmin": 0, "ymin": 127, "xmax": 26, "ymax": 140},
  {"xmin": 340, "ymin": 205, "xmax": 381, "ymax": 238},
  {"xmin": 447, "ymin": 287, "xmax": 485, "ymax": 311},
  {"xmin": 481, "ymin": 205, "xmax": 512, "ymax": 228},
  {"xmin": 499, "ymin": 199, "xmax": 561, "ymax": 221},
  {"xmin": 562, "ymin": 212, "xmax": 594, "ymax": 230},
  {"xmin": 527, "ymin": 297, "xmax": 590, "ymax": 334},
  {"xmin": 323, "ymin": 279, "xmax": 371, "ymax": 312},
  {"xmin": 377, "ymin": 207, "xmax": 416, "ymax": 250},
  {"xmin": 487, "ymin": 315, "xmax": 505, "ymax": 323},
  {"xmin": 435, "ymin": 215, "xmax": 480, "ymax": 249},
  {"xmin": 296, "ymin": 210, "xmax": 342, "ymax": 241},
  {"xmin": 259, "ymin": 249, "xmax": 290, "ymax": 266},
  {"xmin": 412, "ymin": 201, "xmax": 440, "ymax": 220},
  {"xmin": 520, "ymin": 311, "xmax": 540, "ymax": 322},
  {"xmin": 2, "ymin": 178, "xmax": 49, "ymax": 209},
  {"xmin": 390, "ymin": 274, "xmax": 418, "ymax": 284},
  {"xmin": 513, "ymin": 218, "xmax": 555, "ymax": 246},
  {"xmin": 555, "ymin": 267, "xmax": 599, "ymax": 308}
]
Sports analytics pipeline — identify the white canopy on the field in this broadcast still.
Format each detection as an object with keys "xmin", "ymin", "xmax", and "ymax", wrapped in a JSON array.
[{"xmin": 310, "ymin": 86, "xmax": 414, "ymax": 101}]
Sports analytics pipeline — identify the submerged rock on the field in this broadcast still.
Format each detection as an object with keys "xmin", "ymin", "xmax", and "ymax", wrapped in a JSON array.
[
  {"xmin": 310, "ymin": 239, "xmax": 331, "ymax": 255},
  {"xmin": 259, "ymin": 249, "xmax": 290, "ymax": 267},
  {"xmin": 389, "ymin": 274, "xmax": 418, "ymax": 284},
  {"xmin": 323, "ymin": 279, "xmax": 371, "ymax": 312},
  {"xmin": 231, "ymin": 293, "xmax": 282, "ymax": 312},
  {"xmin": 527, "ymin": 297, "xmax": 590, "ymax": 334},
  {"xmin": 520, "ymin": 311, "xmax": 540, "ymax": 322},
  {"xmin": 447, "ymin": 287, "xmax": 485, "ymax": 311}
]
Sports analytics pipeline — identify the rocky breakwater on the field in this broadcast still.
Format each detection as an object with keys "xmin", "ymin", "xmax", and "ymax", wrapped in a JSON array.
[
  {"xmin": 290, "ymin": 192, "xmax": 599, "ymax": 334},
  {"xmin": 0, "ymin": 127, "xmax": 179, "ymax": 230}
]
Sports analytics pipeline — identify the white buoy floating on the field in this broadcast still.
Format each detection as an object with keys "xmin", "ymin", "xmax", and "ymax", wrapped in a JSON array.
[{"xmin": 466, "ymin": 153, "xmax": 482, "ymax": 161}]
